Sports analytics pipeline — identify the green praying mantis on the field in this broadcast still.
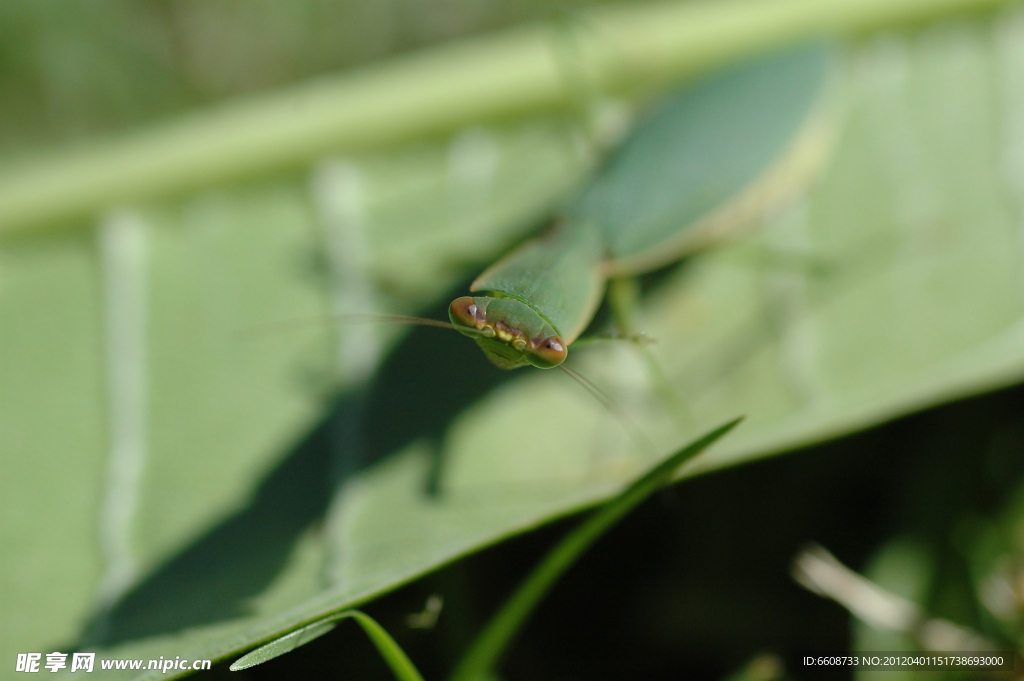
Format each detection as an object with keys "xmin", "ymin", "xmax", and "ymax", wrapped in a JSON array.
[
  {"xmin": 335, "ymin": 43, "xmax": 840, "ymax": 396},
  {"xmin": 435, "ymin": 44, "xmax": 840, "ymax": 375}
]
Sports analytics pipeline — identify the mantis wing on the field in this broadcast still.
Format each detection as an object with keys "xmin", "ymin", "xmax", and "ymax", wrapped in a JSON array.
[{"xmin": 575, "ymin": 43, "xmax": 841, "ymax": 274}]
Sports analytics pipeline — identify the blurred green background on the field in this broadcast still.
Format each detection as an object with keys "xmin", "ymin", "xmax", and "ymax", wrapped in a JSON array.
[{"xmin": 4, "ymin": 1, "xmax": 1024, "ymax": 679}]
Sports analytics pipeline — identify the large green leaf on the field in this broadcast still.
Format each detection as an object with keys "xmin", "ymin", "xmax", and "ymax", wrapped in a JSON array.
[{"xmin": 4, "ymin": 4, "xmax": 1024, "ymax": 681}]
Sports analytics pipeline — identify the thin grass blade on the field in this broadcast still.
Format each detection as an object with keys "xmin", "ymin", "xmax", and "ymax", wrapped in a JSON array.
[
  {"xmin": 448, "ymin": 417, "xmax": 743, "ymax": 681},
  {"xmin": 229, "ymin": 616, "xmax": 341, "ymax": 671},
  {"xmin": 230, "ymin": 610, "xmax": 425, "ymax": 681}
]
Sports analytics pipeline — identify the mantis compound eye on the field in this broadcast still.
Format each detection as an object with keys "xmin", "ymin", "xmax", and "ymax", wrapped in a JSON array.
[
  {"xmin": 448, "ymin": 296, "xmax": 478, "ymax": 330},
  {"xmin": 526, "ymin": 336, "xmax": 567, "ymax": 369}
]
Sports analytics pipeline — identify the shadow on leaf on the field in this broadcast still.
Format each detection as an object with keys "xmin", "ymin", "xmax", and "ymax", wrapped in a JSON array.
[{"xmin": 79, "ymin": 295, "xmax": 511, "ymax": 647}]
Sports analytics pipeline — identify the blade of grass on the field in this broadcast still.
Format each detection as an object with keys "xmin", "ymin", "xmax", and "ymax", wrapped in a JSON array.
[
  {"xmin": 230, "ymin": 610, "xmax": 425, "ymax": 681},
  {"xmin": 448, "ymin": 417, "xmax": 743, "ymax": 681},
  {"xmin": 229, "ymin": 618, "xmax": 340, "ymax": 671}
]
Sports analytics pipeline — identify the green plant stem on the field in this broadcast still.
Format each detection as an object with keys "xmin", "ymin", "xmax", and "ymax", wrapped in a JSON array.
[
  {"xmin": 0, "ymin": 0, "xmax": 1009, "ymax": 237},
  {"xmin": 447, "ymin": 418, "xmax": 742, "ymax": 681}
]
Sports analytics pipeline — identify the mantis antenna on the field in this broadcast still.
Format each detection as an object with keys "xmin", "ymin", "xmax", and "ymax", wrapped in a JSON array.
[
  {"xmin": 243, "ymin": 312, "xmax": 486, "ymax": 339},
  {"xmin": 557, "ymin": 363, "xmax": 621, "ymax": 419},
  {"xmin": 557, "ymin": 363, "xmax": 658, "ymax": 455}
]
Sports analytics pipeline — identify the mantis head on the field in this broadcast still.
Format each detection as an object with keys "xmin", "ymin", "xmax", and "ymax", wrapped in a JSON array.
[{"xmin": 449, "ymin": 296, "xmax": 567, "ymax": 369}]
